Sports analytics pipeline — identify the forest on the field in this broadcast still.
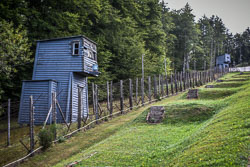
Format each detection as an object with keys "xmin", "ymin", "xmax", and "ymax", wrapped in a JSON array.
[{"xmin": 0, "ymin": 0, "xmax": 250, "ymax": 106}]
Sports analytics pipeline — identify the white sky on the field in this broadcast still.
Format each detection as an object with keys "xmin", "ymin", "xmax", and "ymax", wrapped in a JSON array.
[{"xmin": 164, "ymin": 0, "xmax": 250, "ymax": 34}]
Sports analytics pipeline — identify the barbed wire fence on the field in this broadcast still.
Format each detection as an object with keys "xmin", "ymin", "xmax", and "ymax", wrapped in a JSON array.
[{"xmin": 1, "ymin": 67, "xmax": 230, "ymax": 167}]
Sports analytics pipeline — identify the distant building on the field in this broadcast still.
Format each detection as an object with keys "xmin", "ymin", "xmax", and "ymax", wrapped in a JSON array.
[
  {"xmin": 216, "ymin": 53, "xmax": 231, "ymax": 69},
  {"xmin": 18, "ymin": 35, "xmax": 99, "ymax": 125}
]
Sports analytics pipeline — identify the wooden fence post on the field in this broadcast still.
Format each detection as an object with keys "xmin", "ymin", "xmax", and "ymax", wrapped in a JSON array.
[
  {"xmin": 92, "ymin": 83, "xmax": 96, "ymax": 118},
  {"xmin": 165, "ymin": 73, "xmax": 169, "ymax": 96},
  {"xmin": 205, "ymin": 71, "xmax": 207, "ymax": 83},
  {"xmin": 29, "ymin": 96, "xmax": 34, "ymax": 155},
  {"xmin": 154, "ymin": 75, "xmax": 157, "ymax": 99},
  {"xmin": 107, "ymin": 81, "xmax": 110, "ymax": 112},
  {"xmin": 180, "ymin": 72, "xmax": 183, "ymax": 91},
  {"xmin": 141, "ymin": 78, "xmax": 144, "ymax": 106},
  {"xmin": 192, "ymin": 72, "xmax": 195, "ymax": 88},
  {"xmin": 160, "ymin": 75, "xmax": 164, "ymax": 97},
  {"xmin": 110, "ymin": 81, "xmax": 113, "ymax": 117},
  {"xmin": 78, "ymin": 87, "xmax": 82, "ymax": 129},
  {"xmin": 120, "ymin": 80, "xmax": 124, "ymax": 114},
  {"xmin": 183, "ymin": 72, "xmax": 186, "ymax": 91},
  {"xmin": 129, "ymin": 79, "xmax": 133, "ymax": 110},
  {"xmin": 189, "ymin": 72, "xmax": 192, "ymax": 88},
  {"xmin": 95, "ymin": 84, "xmax": 99, "ymax": 123},
  {"xmin": 136, "ymin": 78, "xmax": 138, "ymax": 104},
  {"xmin": 7, "ymin": 99, "xmax": 10, "ymax": 146},
  {"xmin": 158, "ymin": 74, "xmax": 161, "ymax": 95},
  {"xmin": 148, "ymin": 76, "xmax": 152, "ymax": 102},
  {"xmin": 199, "ymin": 72, "xmax": 202, "ymax": 86},
  {"xmin": 195, "ymin": 71, "xmax": 198, "ymax": 87},
  {"xmin": 188, "ymin": 72, "xmax": 191, "ymax": 88},
  {"xmin": 52, "ymin": 92, "xmax": 57, "ymax": 139},
  {"xmin": 175, "ymin": 72, "xmax": 178, "ymax": 94},
  {"xmin": 171, "ymin": 73, "xmax": 174, "ymax": 95}
]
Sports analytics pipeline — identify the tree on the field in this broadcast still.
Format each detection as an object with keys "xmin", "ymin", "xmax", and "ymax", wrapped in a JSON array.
[
  {"xmin": 170, "ymin": 3, "xmax": 200, "ymax": 72},
  {"xmin": 0, "ymin": 20, "xmax": 32, "ymax": 101}
]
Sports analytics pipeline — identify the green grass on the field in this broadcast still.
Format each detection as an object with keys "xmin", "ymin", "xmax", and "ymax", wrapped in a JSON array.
[
  {"xmin": 198, "ymin": 88, "xmax": 239, "ymax": 100},
  {"xmin": 16, "ymin": 92, "xmax": 183, "ymax": 167},
  {"xmin": 2, "ymin": 72, "xmax": 249, "ymax": 167},
  {"xmin": 52, "ymin": 72, "xmax": 250, "ymax": 167}
]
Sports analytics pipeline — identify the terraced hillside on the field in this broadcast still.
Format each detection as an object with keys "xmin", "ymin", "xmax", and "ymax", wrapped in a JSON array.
[
  {"xmin": 18, "ymin": 72, "xmax": 249, "ymax": 167},
  {"xmin": 55, "ymin": 72, "xmax": 250, "ymax": 167}
]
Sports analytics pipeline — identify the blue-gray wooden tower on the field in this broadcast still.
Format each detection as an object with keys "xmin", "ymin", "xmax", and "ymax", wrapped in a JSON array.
[
  {"xmin": 216, "ymin": 53, "xmax": 231, "ymax": 69},
  {"xmin": 18, "ymin": 35, "xmax": 99, "ymax": 125}
]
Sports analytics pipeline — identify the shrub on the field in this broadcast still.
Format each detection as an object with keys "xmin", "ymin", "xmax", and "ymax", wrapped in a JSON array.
[{"xmin": 38, "ymin": 128, "xmax": 53, "ymax": 150}]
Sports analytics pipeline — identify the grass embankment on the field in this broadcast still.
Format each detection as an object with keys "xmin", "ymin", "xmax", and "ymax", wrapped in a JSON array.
[
  {"xmin": 14, "ymin": 92, "xmax": 182, "ymax": 166},
  {"xmin": 53, "ymin": 72, "xmax": 249, "ymax": 167}
]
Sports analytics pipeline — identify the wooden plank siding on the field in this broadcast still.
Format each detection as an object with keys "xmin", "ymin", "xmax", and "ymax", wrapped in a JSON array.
[
  {"xmin": 18, "ymin": 80, "xmax": 57, "ymax": 125},
  {"xmin": 19, "ymin": 36, "xmax": 98, "ymax": 124}
]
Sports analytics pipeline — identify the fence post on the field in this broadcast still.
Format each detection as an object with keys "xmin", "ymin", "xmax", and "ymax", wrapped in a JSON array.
[
  {"xmin": 52, "ymin": 92, "xmax": 57, "ymax": 139},
  {"xmin": 29, "ymin": 96, "xmax": 34, "ymax": 155},
  {"xmin": 165, "ymin": 73, "xmax": 169, "ymax": 96},
  {"xmin": 7, "ymin": 99, "xmax": 10, "ymax": 146},
  {"xmin": 160, "ymin": 75, "xmax": 164, "ymax": 97},
  {"xmin": 171, "ymin": 73, "xmax": 174, "ymax": 95},
  {"xmin": 136, "ymin": 78, "xmax": 138, "ymax": 104},
  {"xmin": 179, "ymin": 72, "xmax": 183, "ymax": 92},
  {"xmin": 205, "ymin": 71, "xmax": 207, "ymax": 83},
  {"xmin": 95, "ymin": 84, "xmax": 99, "ymax": 123},
  {"xmin": 78, "ymin": 87, "xmax": 82, "ymax": 129},
  {"xmin": 189, "ymin": 72, "xmax": 191, "ymax": 88},
  {"xmin": 154, "ymin": 75, "xmax": 157, "ymax": 99},
  {"xmin": 141, "ymin": 78, "xmax": 144, "ymax": 106},
  {"xmin": 192, "ymin": 72, "xmax": 195, "ymax": 88},
  {"xmin": 129, "ymin": 79, "xmax": 133, "ymax": 110},
  {"xmin": 175, "ymin": 72, "xmax": 178, "ymax": 94},
  {"xmin": 120, "ymin": 80, "xmax": 124, "ymax": 114},
  {"xmin": 92, "ymin": 83, "xmax": 96, "ymax": 118},
  {"xmin": 183, "ymin": 71, "xmax": 186, "ymax": 91},
  {"xmin": 107, "ymin": 81, "xmax": 110, "ymax": 112},
  {"xmin": 195, "ymin": 71, "xmax": 198, "ymax": 86},
  {"xmin": 158, "ymin": 74, "xmax": 161, "ymax": 95},
  {"xmin": 189, "ymin": 72, "xmax": 192, "ymax": 88},
  {"xmin": 186, "ymin": 72, "xmax": 188, "ymax": 88},
  {"xmin": 110, "ymin": 81, "xmax": 113, "ymax": 117},
  {"xmin": 199, "ymin": 71, "xmax": 202, "ymax": 86},
  {"xmin": 148, "ymin": 76, "xmax": 152, "ymax": 102}
]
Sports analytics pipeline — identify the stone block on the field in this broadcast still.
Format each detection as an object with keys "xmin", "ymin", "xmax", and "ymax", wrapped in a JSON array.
[
  {"xmin": 205, "ymin": 85, "xmax": 214, "ymax": 88},
  {"xmin": 187, "ymin": 89, "xmax": 199, "ymax": 99},
  {"xmin": 146, "ymin": 106, "xmax": 165, "ymax": 123}
]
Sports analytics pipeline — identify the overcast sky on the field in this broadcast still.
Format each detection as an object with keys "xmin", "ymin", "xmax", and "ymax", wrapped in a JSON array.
[{"xmin": 164, "ymin": 0, "xmax": 250, "ymax": 35}]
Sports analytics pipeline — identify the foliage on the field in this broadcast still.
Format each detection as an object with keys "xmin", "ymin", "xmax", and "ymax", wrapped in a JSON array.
[
  {"xmin": 0, "ymin": 20, "xmax": 32, "ymax": 101},
  {"xmin": 38, "ymin": 128, "xmax": 53, "ymax": 150},
  {"xmin": 0, "ymin": 0, "xmax": 249, "ymax": 108},
  {"xmin": 38, "ymin": 124, "xmax": 56, "ymax": 150}
]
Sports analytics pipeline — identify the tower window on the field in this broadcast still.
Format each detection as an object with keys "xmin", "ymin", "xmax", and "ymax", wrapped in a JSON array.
[{"xmin": 72, "ymin": 42, "xmax": 80, "ymax": 55}]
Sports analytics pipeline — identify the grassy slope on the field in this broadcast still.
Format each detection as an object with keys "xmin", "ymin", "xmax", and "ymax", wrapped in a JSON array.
[
  {"xmin": 16, "ymin": 92, "xmax": 182, "ymax": 167},
  {"xmin": 54, "ymin": 72, "xmax": 249, "ymax": 167}
]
